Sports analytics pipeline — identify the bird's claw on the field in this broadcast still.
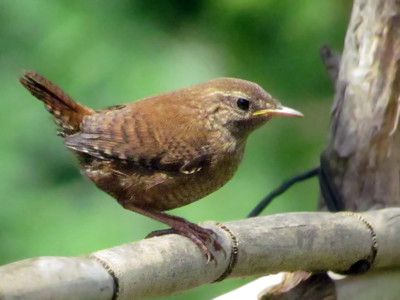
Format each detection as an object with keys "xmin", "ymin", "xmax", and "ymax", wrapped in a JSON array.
[{"xmin": 146, "ymin": 223, "xmax": 223, "ymax": 263}]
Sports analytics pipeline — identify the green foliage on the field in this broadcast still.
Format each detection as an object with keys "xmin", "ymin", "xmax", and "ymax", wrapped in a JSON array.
[{"xmin": 0, "ymin": 0, "xmax": 350, "ymax": 299}]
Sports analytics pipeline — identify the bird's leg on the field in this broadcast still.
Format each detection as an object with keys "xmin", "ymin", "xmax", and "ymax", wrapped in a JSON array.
[{"xmin": 132, "ymin": 205, "xmax": 222, "ymax": 263}]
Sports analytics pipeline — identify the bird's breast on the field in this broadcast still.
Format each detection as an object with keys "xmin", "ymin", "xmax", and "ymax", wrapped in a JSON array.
[{"xmin": 136, "ymin": 152, "xmax": 243, "ymax": 210}]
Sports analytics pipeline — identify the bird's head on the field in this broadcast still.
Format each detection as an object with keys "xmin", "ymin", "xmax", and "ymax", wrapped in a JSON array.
[{"xmin": 197, "ymin": 78, "xmax": 303, "ymax": 137}]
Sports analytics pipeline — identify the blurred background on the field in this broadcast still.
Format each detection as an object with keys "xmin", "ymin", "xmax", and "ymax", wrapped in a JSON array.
[{"xmin": 0, "ymin": 0, "xmax": 351, "ymax": 299}]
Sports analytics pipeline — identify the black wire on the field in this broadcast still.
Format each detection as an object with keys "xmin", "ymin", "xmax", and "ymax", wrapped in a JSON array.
[
  {"xmin": 247, "ymin": 167, "xmax": 320, "ymax": 218},
  {"xmin": 318, "ymin": 155, "xmax": 345, "ymax": 212}
]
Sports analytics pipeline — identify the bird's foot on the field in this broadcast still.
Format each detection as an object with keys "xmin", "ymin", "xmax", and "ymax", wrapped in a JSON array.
[
  {"xmin": 132, "ymin": 206, "xmax": 224, "ymax": 263},
  {"xmin": 147, "ymin": 222, "xmax": 223, "ymax": 263}
]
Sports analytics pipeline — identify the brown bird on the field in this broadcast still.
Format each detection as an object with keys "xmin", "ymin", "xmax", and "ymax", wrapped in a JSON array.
[{"xmin": 19, "ymin": 71, "xmax": 302, "ymax": 261}]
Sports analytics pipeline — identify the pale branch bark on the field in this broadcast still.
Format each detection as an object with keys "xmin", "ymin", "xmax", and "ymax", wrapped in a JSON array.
[
  {"xmin": 0, "ymin": 208, "xmax": 399, "ymax": 300},
  {"xmin": 321, "ymin": 0, "xmax": 400, "ymax": 211},
  {"xmin": 0, "ymin": 257, "xmax": 114, "ymax": 300}
]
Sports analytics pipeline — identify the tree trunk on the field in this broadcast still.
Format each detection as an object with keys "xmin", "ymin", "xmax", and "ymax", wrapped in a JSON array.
[{"xmin": 321, "ymin": 0, "xmax": 400, "ymax": 211}]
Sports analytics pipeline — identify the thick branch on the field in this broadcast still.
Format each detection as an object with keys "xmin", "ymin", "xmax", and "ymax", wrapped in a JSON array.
[
  {"xmin": 0, "ymin": 208, "xmax": 399, "ymax": 299},
  {"xmin": 322, "ymin": 0, "xmax": 400, "ymax": 210}
]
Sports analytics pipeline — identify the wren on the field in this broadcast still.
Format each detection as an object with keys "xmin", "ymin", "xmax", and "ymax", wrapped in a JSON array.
[{"xmin": 20, "ymin": 71, "xmax": 302, "ymax": 261}]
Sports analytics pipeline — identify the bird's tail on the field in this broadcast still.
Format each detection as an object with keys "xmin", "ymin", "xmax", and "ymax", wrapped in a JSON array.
[{"xmin": 19, "ymin": 71, "xmax": 95, "ymax": 137}]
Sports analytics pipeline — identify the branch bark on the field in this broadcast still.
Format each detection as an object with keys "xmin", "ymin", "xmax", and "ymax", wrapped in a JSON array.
[
  {"xmin": 0, "ymin": 208, "xmax": 399, "ymax": 299},
  {"xmin": 321, "ymin": 0, "xmax": 400, "ymax": 211}
]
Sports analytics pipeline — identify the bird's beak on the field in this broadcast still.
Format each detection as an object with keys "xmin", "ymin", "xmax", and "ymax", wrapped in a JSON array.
[{"xmin": 252, "ymin": 105, "xmax": 303, "ymax": 117}]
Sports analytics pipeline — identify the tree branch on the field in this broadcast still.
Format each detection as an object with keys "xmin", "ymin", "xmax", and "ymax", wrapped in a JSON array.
[
  {"xmin": 0, "ymin": 208, "xmax": 399, "ymax": 299},
  {"xmin": 321, "ymin": 0, "xmax": 400, "ymax": 210}
]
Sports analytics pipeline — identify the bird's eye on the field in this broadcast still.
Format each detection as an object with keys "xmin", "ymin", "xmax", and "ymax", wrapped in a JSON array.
[{"xmin": 236, "ymin": 98, "xmax": 250, "ymax": 111}]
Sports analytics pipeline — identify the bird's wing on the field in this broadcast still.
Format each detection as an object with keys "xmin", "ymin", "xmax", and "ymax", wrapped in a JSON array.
[{"xmin": 64, "ymin": 105, "xmax": 213, "ymax": 174}]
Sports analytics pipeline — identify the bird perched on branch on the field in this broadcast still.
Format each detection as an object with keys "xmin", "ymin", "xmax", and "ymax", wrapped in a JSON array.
[{"xmin": 20, "ymin": 71, "xmax": 302, "ymax": 261}]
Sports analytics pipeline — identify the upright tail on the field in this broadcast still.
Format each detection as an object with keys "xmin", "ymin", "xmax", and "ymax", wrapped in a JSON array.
[{"xmin": 19, "ymin": 71, "xmax": 95, "ymax": 137}]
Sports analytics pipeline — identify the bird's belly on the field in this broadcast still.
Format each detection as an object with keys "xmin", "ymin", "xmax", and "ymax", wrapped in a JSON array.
[
  {"xmin": 83, "ymin": 153, "xmax": 243, "ymax": 212},
  {"xmin": 103, "ymin": 154, "xmax": 239, "ymax": 211},
  {"xmin": 129, "ymin": 162, "xmax": 239, "ymax": 211}
]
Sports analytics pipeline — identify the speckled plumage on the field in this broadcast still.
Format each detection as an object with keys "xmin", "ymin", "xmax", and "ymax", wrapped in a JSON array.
[{"xmin": 20, "ymin": 71, "xmax": 302, "ymax": 261}]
